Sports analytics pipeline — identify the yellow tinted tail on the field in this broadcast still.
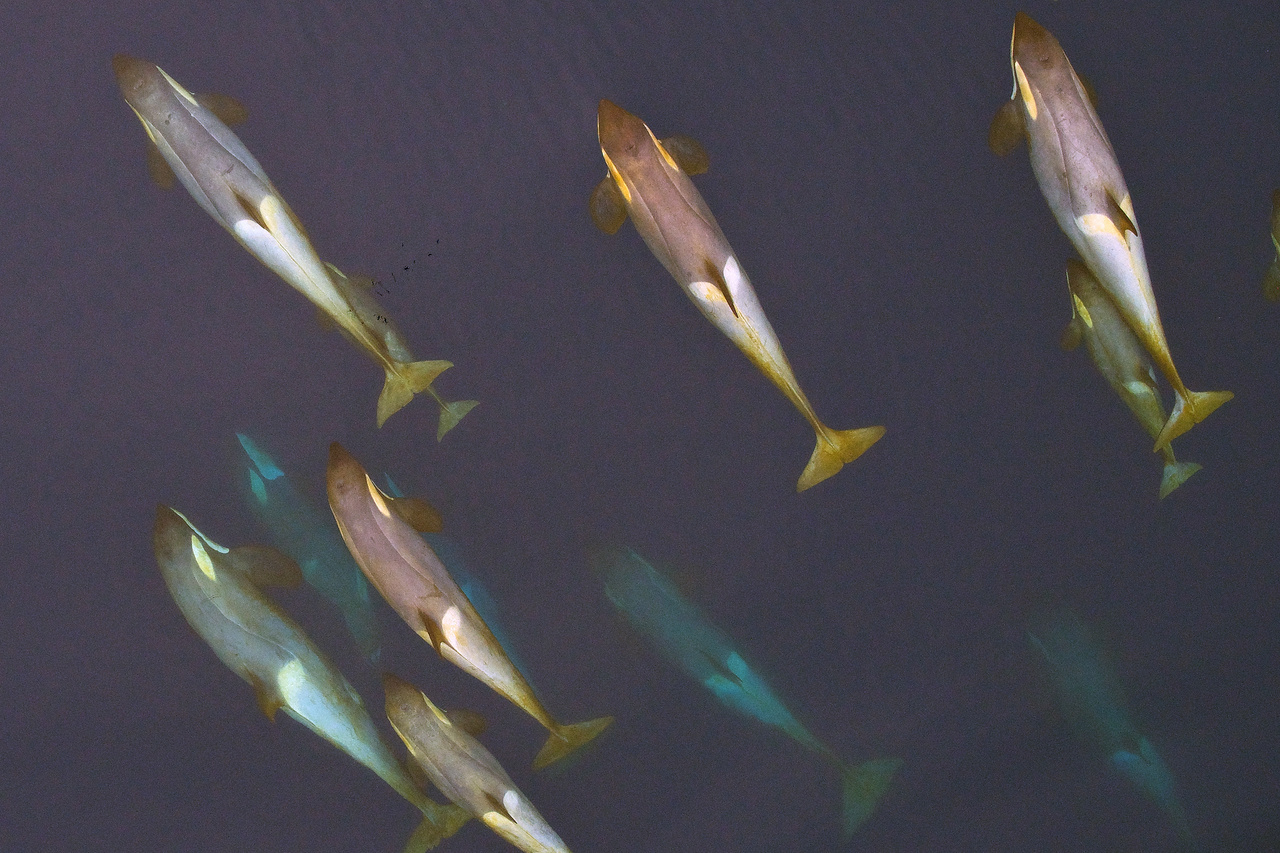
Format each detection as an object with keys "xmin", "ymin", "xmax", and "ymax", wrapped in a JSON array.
[
  {"xmin": 533, "ymin": 715, "xmax": 614, "ymax": 770},
  {"xmin": 429, "ymin": 393, "xmax": 479, "ymax": 441},
  {"xmin": 798, "ymin": 425, "xmax": 885, "ymax": 492},
  {"xmin": 377, "ymin": 359, "xmax": 452, "ymax": 427},
  {"xmin": 1154, "ymin": 390, "xmax": 1232, "ymax": 452}
]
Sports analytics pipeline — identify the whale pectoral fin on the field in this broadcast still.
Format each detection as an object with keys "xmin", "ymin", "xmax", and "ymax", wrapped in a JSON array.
[
  {"xmin": 402, "ymin": 752, "xmax": 432, "ymax": 796},
  {"xmin": 1059, "ymin": 317, "xmax": 1084, "ymax": 351},
  {"xmin": 225, "ymin": 545, "xmax": 303, "ymax": 589},
  {"xmin": 445, "ymin": 708, "xmax": 488, "ymax": 738},
  {"xmin": 195, "ymin": 91, "xmax": 248, "ymax": 126},
  {"xmin": 988, "ymin": 99, "xmax": 1025, "ymax": 157},
  {"xmin": 401, "ymin": 813, "xmax": 450, "ymax": 853},
  {"xmin": 589, "ymin": 175, "xmax": 628, "ymax": 234},
  {"xmin": 389, "ymin": 495, "xmax": 444, "ymax": 533},
  {"xmin": 145, "ymin": 143, "xmax": 177, "ymax": 189},
  {"xmin": 1264, "ymin": 258, "xmax": 1280, "ymax": 302},
  {"xmin": 1060, "ymin": 286, "xmax": 1090, "ymax": 351},
  {"xmin": 661, "ymin": 134, "xmax": 710, "ymax": 175},
  {"xmin": 402, "ymin": 801, "xmax": 472, "ymax": 853}
]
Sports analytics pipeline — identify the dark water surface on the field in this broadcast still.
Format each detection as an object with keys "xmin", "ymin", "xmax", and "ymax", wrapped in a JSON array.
[{"xmin": 3, "ymin": 2, "xmax": 1278, "ymax": 851}]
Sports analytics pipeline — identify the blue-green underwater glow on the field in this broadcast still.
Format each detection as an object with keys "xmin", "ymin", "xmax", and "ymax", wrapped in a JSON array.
[
  {"xmin": 235, "ymin": 432, "xmax": 381, "ymax": 660},
  {"xmin": 592, "ymin": 544, "xmax": 900, "ymax": 838}
]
